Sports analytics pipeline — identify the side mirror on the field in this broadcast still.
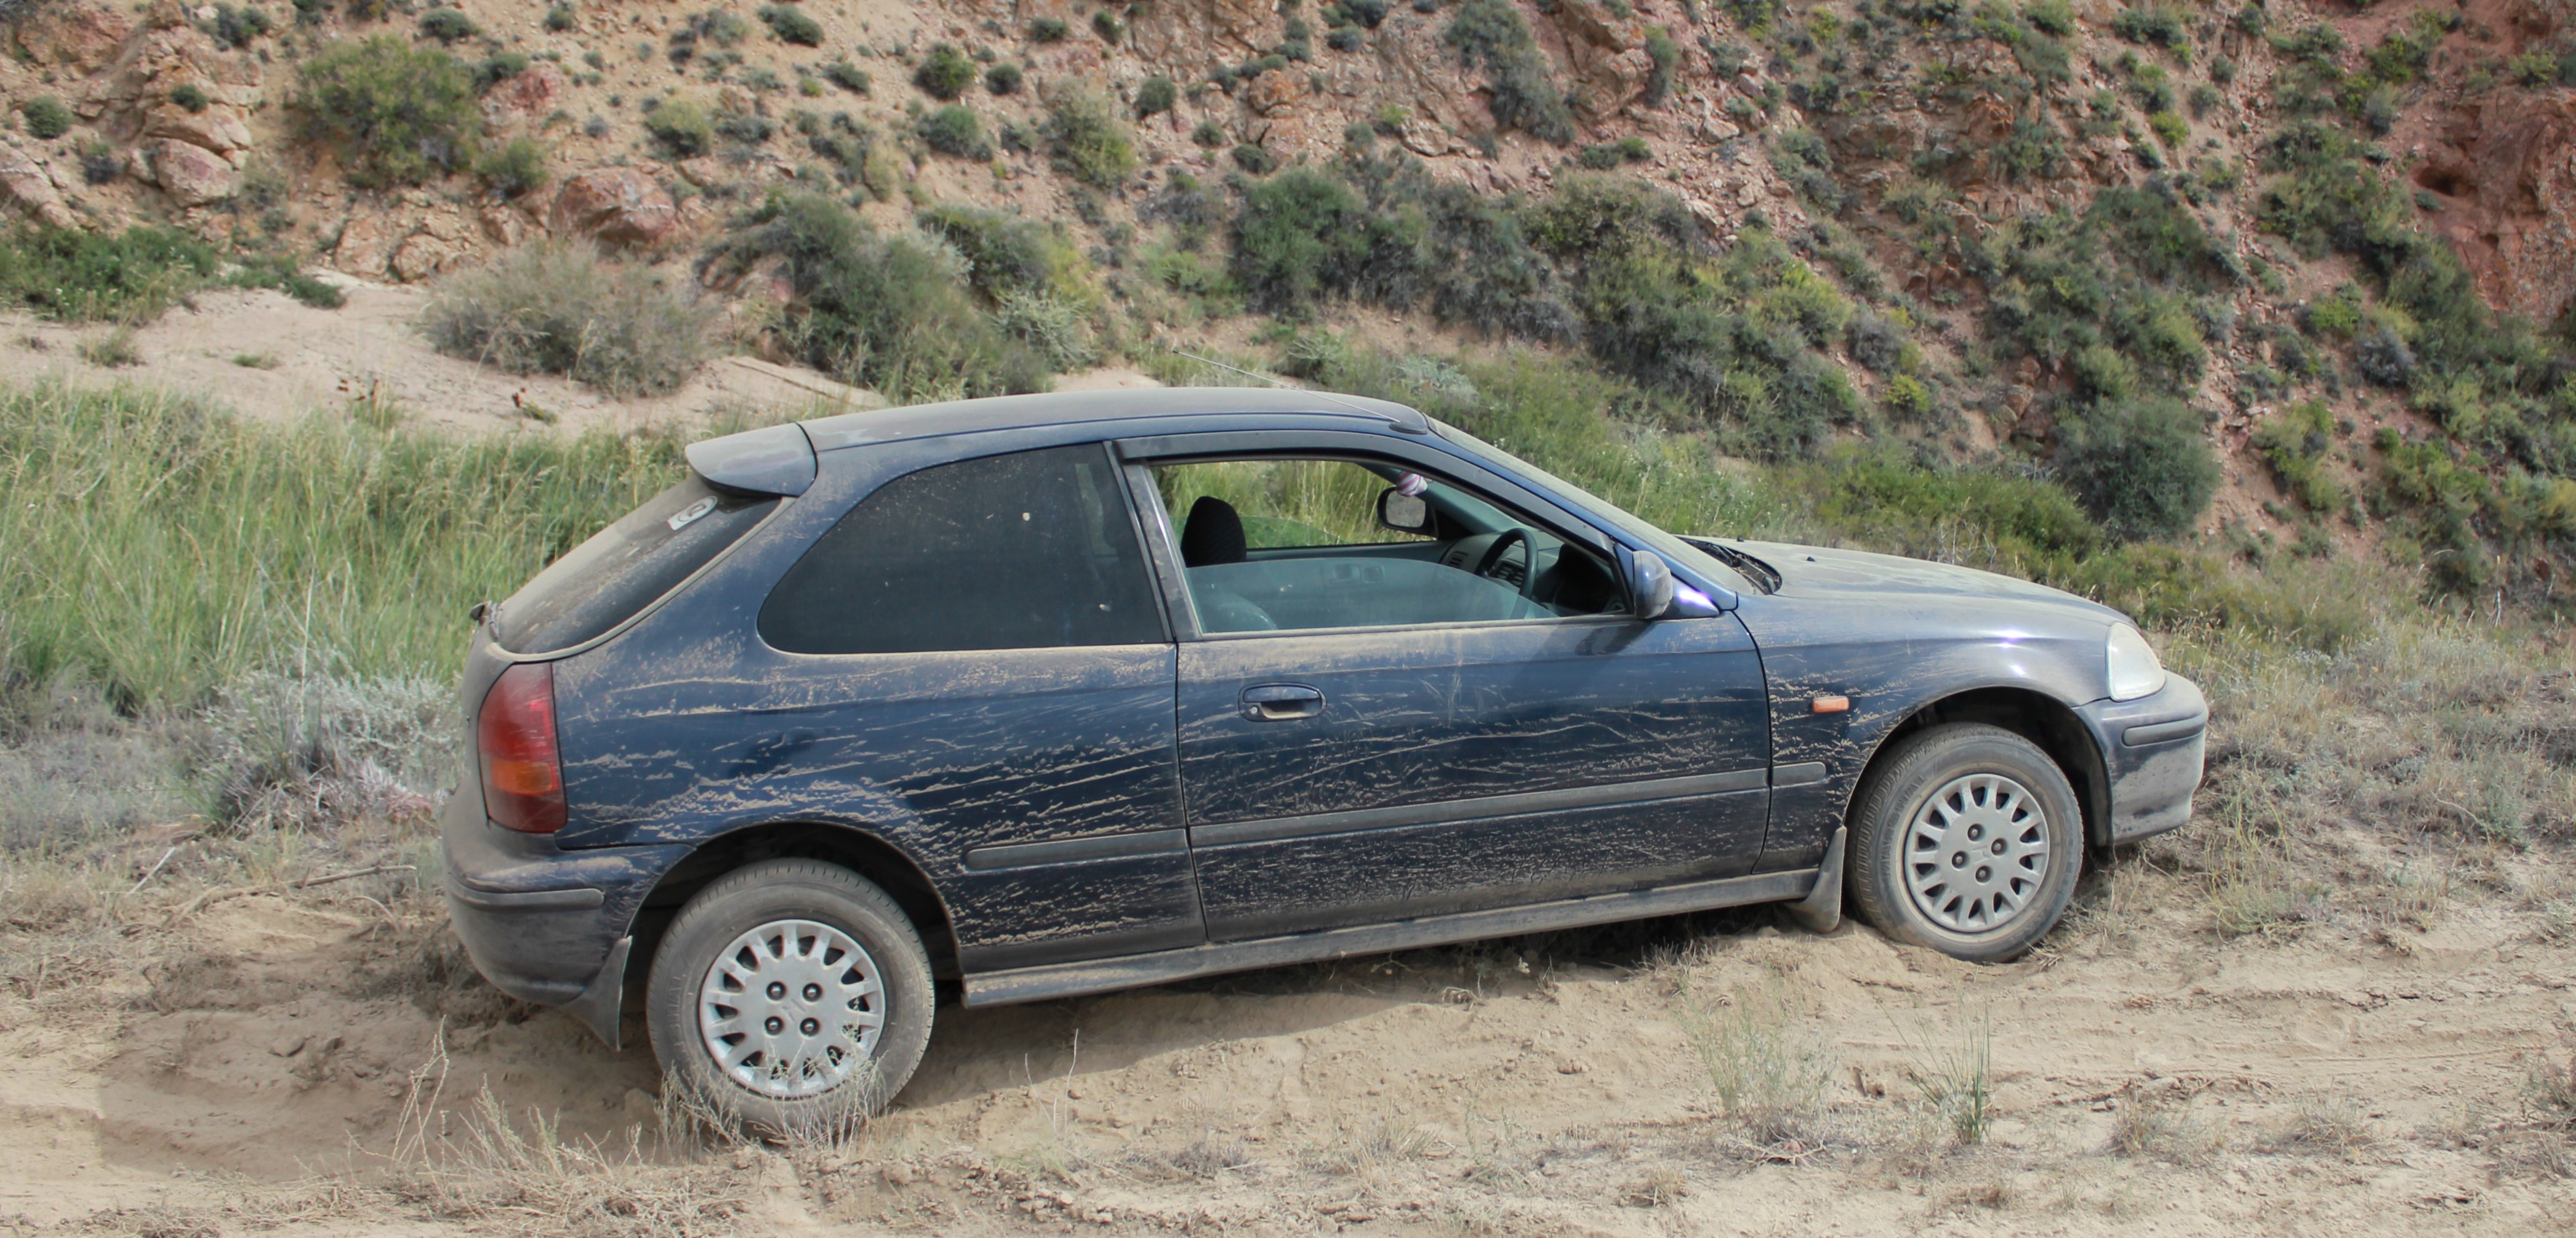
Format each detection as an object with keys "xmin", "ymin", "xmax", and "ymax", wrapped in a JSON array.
[
  {"xmin": 1622, "ymin": 547, "xmax": 1676, "ymax": 620},
  {"xmin": 1376, "ymin": 486, "xmax": 1434, "ymax": 536}
]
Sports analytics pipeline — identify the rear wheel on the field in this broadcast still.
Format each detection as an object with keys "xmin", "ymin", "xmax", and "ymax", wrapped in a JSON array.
[
  {"xmin": 1847, "ymin": 723, "xmax": 2082, "ymax": 962},
  {"xmin": 646, "ymin": 859, "xmax": 933, "ymax": 1131}
]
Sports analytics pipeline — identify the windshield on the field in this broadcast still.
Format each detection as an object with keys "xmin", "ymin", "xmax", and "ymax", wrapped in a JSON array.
[{"xmin": 1428, "ymin": 419, "xmax": 1754, "ymax": 595}]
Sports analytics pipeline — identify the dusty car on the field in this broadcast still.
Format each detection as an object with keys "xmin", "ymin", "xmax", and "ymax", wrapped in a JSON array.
[{"xmin": 442, "ymin": 388, "xmax": 2205, "ymax": 1124}]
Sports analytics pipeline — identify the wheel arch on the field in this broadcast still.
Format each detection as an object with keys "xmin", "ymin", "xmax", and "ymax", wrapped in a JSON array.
[
  {"xmin": 632, "ymin": 821, "xmax": 961, "ymax": 983},
  {"xmin": 1850, "ymin": 686, "xmax": 2111, "ymax": 849}
]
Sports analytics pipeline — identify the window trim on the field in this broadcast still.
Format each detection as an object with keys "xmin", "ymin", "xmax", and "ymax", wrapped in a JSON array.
[{"xmin": 1120, "ymin": 439, "xmax": 1639, "ymax": 642}]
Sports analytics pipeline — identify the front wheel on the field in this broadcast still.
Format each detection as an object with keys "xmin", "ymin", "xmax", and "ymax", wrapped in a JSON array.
[
  {"xmin": 646, "ymin": 859, "xmax": 934, "ymax": 1131},
  {"xmin": 1847, "ymin": 723, "xmax": 2083, "ymax": 962}
]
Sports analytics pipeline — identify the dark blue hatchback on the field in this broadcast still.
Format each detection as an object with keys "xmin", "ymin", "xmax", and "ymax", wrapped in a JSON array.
[{"xmin": 443, "ymin": 388, "xmax": 2205, "ymax": 1123}]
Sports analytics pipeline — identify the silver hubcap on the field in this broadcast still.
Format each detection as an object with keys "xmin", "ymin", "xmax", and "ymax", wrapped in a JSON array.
[
  {"xmin": 1903, "ymin": 773, "xmax": 2050, "ymax": 935},
  {"xmin": 697, "ymin": 918, "xmax": 886, "ymax": 1099}
]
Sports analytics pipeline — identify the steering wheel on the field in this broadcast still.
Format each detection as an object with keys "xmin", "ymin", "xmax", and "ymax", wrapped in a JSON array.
[{"xmin": 1471, "ymin": 528, "xmax": 1541, "ymax": 601}]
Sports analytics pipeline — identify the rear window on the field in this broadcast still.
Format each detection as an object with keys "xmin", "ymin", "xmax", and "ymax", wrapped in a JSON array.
[
  {"xmin": 758, "ymin": 444, "xmax": 1163, "ymax": 655},
  {"xmin": 496, "ymin": 476, "xmax": 778, "ymax": 654}
]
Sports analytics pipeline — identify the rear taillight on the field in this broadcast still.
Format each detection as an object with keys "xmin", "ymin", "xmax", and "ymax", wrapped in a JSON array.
[{"xmin": 478, "ymin": 662, "xmax": 566, "ymax": 833}]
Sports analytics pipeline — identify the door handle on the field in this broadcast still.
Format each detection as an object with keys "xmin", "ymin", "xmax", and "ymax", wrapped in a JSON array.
[{"xmin": 1239, "ymin": 683, "xmax": 1325, "ymax": 721}]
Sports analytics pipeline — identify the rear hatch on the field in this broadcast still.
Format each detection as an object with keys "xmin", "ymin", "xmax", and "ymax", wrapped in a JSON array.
[{"xmin": 451, "ymin": 422, "xmax": 814, "ymax": 830}]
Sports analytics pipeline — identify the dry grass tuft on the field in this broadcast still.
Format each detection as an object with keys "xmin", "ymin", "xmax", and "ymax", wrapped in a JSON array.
[
  {"xmin": 2260, "ymin": 1095, "xmax": 2375, "ymax": 1157},
  {"xmin": 2105, "ymin": 1092, "xmax": 2216, "ymax": 1164},
  {"xmin": 420, "ymin": 241, "xmax": 716, "ymax": 396},
  {"xmin": 1674, "ymin": 979, "xmax": 1838, "ymax": 1156}
]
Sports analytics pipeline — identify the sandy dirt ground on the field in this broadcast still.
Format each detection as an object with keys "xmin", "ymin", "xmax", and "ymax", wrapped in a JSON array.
[
  {"xmin": 2, "ymin": 843, "xmax": 2571, "ymax": 1237},
  {"xmin": 0, "ymin": 283, "xmax": 886, "ymax": 435}
]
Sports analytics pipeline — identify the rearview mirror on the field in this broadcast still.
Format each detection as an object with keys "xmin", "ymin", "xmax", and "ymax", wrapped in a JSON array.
[
  {"xmin": 1376, "ymin": 486, "xmax": 1432, "ymax": 535},
  {"xmin": 1622, "ymin": 547, "xmax": 1676, "ymax": 620}
]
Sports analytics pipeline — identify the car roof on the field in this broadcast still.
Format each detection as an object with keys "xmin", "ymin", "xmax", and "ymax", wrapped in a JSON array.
[{"xmin": 798, "ymin": 387, "xmax": 1430, "ymax": 453}]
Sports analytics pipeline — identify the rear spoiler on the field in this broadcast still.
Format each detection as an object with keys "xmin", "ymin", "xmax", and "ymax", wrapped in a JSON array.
[{"xmin": 683, "ymin": 422, "xmax": 817, "ymax": 496}]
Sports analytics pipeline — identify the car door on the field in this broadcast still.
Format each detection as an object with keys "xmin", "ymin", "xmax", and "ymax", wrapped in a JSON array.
[{"xmin": 1123, "ymin": 435, "xmax": 1773, "ymax": 942}]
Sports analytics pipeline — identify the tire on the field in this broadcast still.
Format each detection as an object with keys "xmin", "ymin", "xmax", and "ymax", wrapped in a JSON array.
[
  {"xmin": 1847, "ymin": 723, "xmax": 2083, "ymax": 962},
  {"xmin": 646, "ymin": 859, "xmax": 934, "ymax": 1131}
]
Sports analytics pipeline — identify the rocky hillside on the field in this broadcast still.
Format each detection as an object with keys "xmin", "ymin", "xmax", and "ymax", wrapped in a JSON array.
[{"xmin": 4, "ymin": 0, "xmax": 2575, "ymax": 595}]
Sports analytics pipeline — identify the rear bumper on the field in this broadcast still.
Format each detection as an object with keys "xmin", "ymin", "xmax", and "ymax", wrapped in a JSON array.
[
  {"xmin": 439, "ymin": 788, "xmax": 688, "ymax": 1028},
  {"xmin": 2076, "ymin": 673, "xmax": 2207, "ymax": 845}
]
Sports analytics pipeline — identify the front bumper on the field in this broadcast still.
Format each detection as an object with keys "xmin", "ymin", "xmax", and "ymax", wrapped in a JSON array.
[
  {"xmin": 2075, "ymin": 673, "xmax": 2207, "ymax": 845},
  {"xmin": 439, "ymin": 788, "xmax": 689, "ymax": 1043}
]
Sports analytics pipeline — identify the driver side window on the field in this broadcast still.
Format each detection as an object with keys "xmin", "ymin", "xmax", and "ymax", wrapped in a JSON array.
[{"xmin": 1150, "ymin": 457, "xmax": 1625, "ymax": 635}]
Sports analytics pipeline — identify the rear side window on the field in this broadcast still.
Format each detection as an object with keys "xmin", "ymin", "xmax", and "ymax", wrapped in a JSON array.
[
  {"xmin": 760, "ymin": 444, "xmax": 1163, "ymax": 654},
  {"xmin": 497, "ymin": 476, "xmax": 778, "ymax": 654}
]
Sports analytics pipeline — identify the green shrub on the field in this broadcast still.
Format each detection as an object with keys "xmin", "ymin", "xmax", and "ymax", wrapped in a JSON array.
[
  {"xmin": 644, "ymin": 98, "xmax": 715, "ymax": 157},
  {"xmin": 822, "ymin": 60, "xmax": 870, "ymax": 93},
  {"xmin": 1092, "ymin": 8, "xmax": 1125, "ymax": 41},
  {"xmin": 2024, "ymin": 0, "xmax": 2074, "ymax": 34},
  {"xmin": 475, "ymin": 135, "xmax": 548, "ymax": 196},
  {"xmin": 916, "ymin": 104, "xmax": 990, "ymax": 158},
  {"xmin": 420, "ymin": 241, "xmax": 714, "ymax": 396},
  {"xmin": 1029, "ymin": 15, "xmax": 1070, "ymax": 41},
  {"xmin": 1643, "ymin": 26, "xmax": 1680, "ymax": 105},
  {"xmin": 1232, "ymin": 142, "xmax": 1277, "ymax": 173},
  {"xmin": 1577, "ymin": 136, "xmax": 1651, "ymax": 169},
  {"xmin": 2147, "ymin": 110, "xmax": 2187, "ymax": 147},
  {"xmin": 985, "ymin": 62, "xmax": 1023, "ymax": 94},
  {"xmin": 706, "ymin": 190, "xmax": 1050, "ymax": 399},
  {"xmin": 1136, "ymin": 74, "xmax": 1178, "ymax": 117},
  {"xmin": 2251, "ymin": 398, "xmax": 2346, "ymax": 513},
  {"xmin": 2112, "ymin": 6, "xmax": 2186, "ymax": 48},
  {"xmin": 1884, "ymin": 373, "xmax": 1933, "ymax": 416},
  {"xmin": 1443, "ymin": 0, "xmax": 1575, "ymax": 145},
  {"xmin": 1232, "ymin": 169, "xmax": 1372, "ymax": 313},
  {"xmin": 758, "ymin": 3, "xmax": 823, "ymax": 45},
  {"xmin": 712, "ymin": 106, "xmax": 776, "ymax": 146},
  {"xmin": 199, "ymin": 2, "xmax": 273, "ymax": 48},
  {"xmin": 169, "ymin": 82, "xmax": 210, "ymax": 113},
  {"xmin": 1529, "ymin": 177, "xmax": 1861, "ymax": 444},
  {"xmin": 915, "ymin": 203, "xmax": 1091, "ymax": 303},
  {"xmin": 473, "ymin": 52, "xmax": 528, "ymax": 89},
  {"xmin": 915, "ymin": 42, "xmax": 977, "ymax": 99},
  {"xmin": 18, "ymin": 96, "xmax": 73, "ymax": 140},
  {"xmin": 293, "ymin": 37, "xmax": 481, "ymax": 188},
  {"xmin": 0, "ymin": 225, "xmax": 220, "ymax": 323},
  {"xmin": 2057, "ymin": 397, "xmax": 2219, "ymax": 539},
  {"xmin": 417, "ymin": 7, "xmax": 478, "ymax": 42},
  {"xmin": 1044, "ymin": 88, "xmax": 1138, "ymax": 187},
  {"xmin": 1194, "ymin": 119, "xmax": 1227, "ymax": 147},
  {"xmin": 545, "ymin": 4, "xmax": 576, "ymax": 31}
]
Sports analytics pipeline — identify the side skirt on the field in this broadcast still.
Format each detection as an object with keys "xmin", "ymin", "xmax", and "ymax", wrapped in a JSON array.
[{"xmin": 961, "ymin": 866, "xmax": 1821, "ymax": 1007}]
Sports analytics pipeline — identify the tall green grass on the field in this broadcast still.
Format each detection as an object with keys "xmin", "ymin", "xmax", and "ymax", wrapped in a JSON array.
[{"xmin": 0, "ymin": 382, "xmax": 686, "ymax": 707}]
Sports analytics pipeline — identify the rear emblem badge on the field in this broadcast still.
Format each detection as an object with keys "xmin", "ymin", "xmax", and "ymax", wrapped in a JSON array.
[{"xmin": 668, "ymin": 496, "xmax": 719, "ymax": 531}]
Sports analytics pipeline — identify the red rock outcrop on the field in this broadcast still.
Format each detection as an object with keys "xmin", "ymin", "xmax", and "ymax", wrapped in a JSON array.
[
  {"xmin": 148, "ymin": 138, "xmax": 235, "ymax": 206},
  {"xmin": 547, "ymin": 166, "xmax": 680, "ymax": 248},
  {"xmin": 8, "ymin": 0, "xmax": 132, "ymax": 72},
  {"xmin": 2413, "ymin": 92, "xmax": 2576, "ymax": 323}
]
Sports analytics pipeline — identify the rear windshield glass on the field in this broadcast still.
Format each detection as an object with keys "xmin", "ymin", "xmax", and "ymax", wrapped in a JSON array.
[{"xmin": 496, "ymin": 476, "xmax": 778, "ymax": 654}]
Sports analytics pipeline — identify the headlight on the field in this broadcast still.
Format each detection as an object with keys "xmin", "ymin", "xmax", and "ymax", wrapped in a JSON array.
[{"xmin": 2106, "ymin": 623, "xmax": 2167, "ymax": 701}]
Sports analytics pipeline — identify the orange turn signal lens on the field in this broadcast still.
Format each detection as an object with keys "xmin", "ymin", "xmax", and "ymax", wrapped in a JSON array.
[{"xmin": 1811, "ymin": 694, "xmax": 1850, "ymax": 714}]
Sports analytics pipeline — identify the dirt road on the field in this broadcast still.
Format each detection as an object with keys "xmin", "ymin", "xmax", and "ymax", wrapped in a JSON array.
[{"xmin": 4, "ymin": 842, "xmax": 2569, "ymax": 1236}]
